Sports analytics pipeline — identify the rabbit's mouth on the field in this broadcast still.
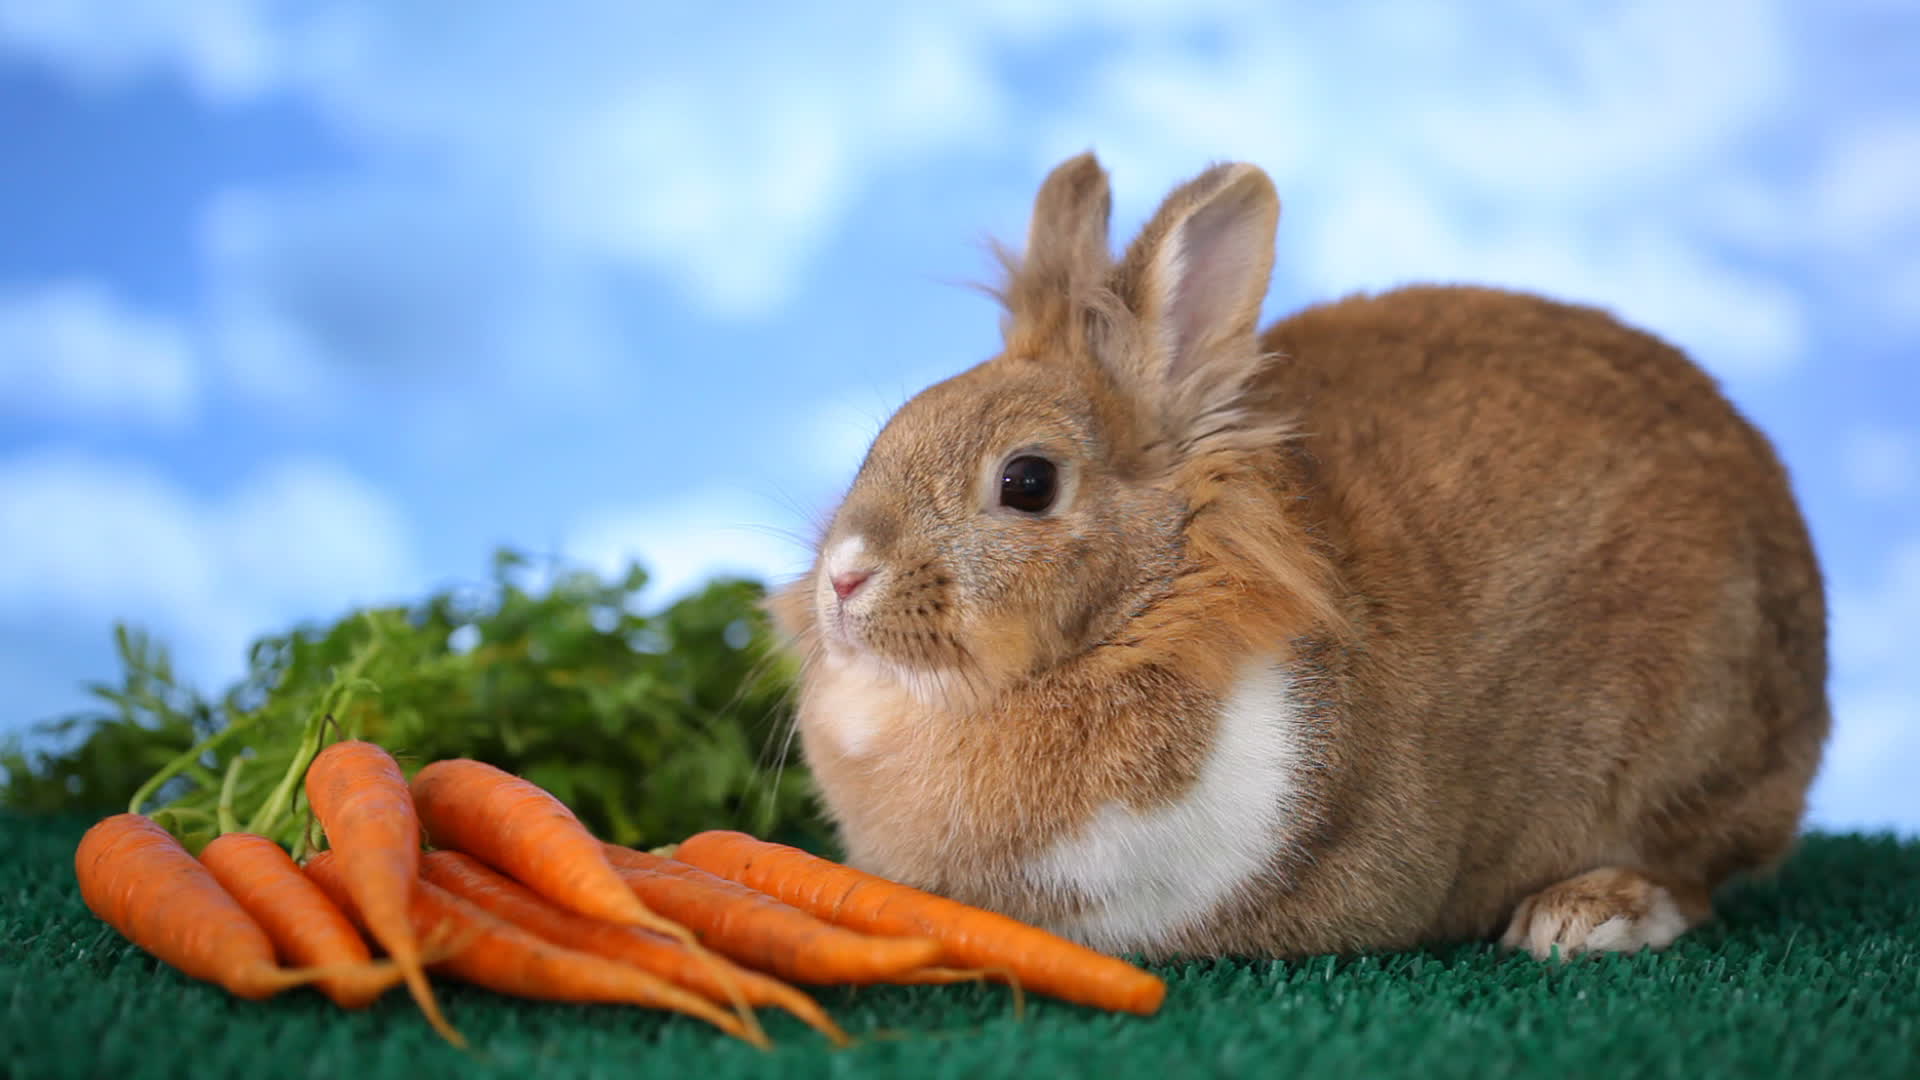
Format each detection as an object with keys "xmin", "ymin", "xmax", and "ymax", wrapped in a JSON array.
[
  {"xmin": 820, "ymin": 647, "xmax": 975, "ymax": 713},
  {"xmin": 816, "ymin": 579, "xmax": 885, "ymax": 658},
  {"xmin": 822, "ymin": 609, "xmax": 992, "ymax": 710},
  {"xmin": 808, "ymin": 534, "xmax": 983, "ymax": 694},
  {"xmin": 809, "ymin": 588, "xmax": 994, "ymax": 718}
]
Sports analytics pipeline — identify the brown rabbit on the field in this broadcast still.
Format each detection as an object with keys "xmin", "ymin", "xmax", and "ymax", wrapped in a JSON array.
[{"xmin": 765, "ymin": 152, "xmax": 1829, "ymax": 962}]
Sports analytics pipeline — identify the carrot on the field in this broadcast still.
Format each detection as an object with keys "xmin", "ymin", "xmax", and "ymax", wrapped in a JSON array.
[
  {"xmin": 304, "ymin": 851, "xmax": 766, "ymax": 1047},
  {"xmin": 304, "ymin": 739, "xmax": 463, "ymax": 1046},
  {"xmin": 892, "ymin": 967, "xmax": 1008, "ymax": 985},
  {"xmin": 601, "ymin": 843, "xmax": 943, "ymax": 987},
  {"xmin": 72, "ymin": 813, "xmax": 395, "ymax": 1000},
  {"xmin": 672, "ymin": 830, "xmax": 1168, "ymax": 1016},
  {"xmin": 407, "ymin": 758, "xmax": 692, "ymax": 945},
  {"xmin": 199, "ymin": 831, "xmax": 406, "ymax": 1008},
  {"xmin": 420, "ymin": 850, "xmax": 844, "ymax": 1046}
]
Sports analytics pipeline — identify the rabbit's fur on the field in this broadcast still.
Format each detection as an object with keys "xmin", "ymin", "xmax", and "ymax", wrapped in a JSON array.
[{"xmin": 767, "ymin": 153, "xmax": 1829, "ymax": 961}]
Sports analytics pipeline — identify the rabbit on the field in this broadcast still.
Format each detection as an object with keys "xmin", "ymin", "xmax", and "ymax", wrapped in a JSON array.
[{"xmin": 763, "ymin": 151, "xmax": 1830, "ymax": 963}]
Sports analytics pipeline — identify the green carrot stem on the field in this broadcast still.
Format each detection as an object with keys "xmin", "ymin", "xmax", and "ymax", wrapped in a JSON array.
[
  {"xmin": 149, "ymin": 806, "xmax": 216, "ymax": 837},
  {"xmin": 182, "ymin": 761, "xmax": 222, "ymax": 791},
  {"xmin": 244, "ymin": 710, "xmax": 324, "ymax": 839},
  {"xmin": 127, "ymin": 714, "xmax": 259, "ymax": 816},
  {"xmin": 289, "ymin": 790, "xmax": 316, "ymax": 862},
  {"xmin": 246, "ymin": 641, "xmax": 379, "ymax": 839},
  {"xmin": 216, "ymin": 755, "xmax": 247, "ymax": 835}
]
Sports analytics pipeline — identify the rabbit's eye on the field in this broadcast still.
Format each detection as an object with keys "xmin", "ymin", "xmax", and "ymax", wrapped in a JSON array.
[{"xmin": 999, "ymin": 455, "xmax": 1058, "ymax": 514}]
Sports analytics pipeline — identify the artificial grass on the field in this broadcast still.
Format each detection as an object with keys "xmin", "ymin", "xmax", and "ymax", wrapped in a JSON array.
[{"xmin": 5, "ymin": 810, "xmax": 1914, "ymax": 1080}]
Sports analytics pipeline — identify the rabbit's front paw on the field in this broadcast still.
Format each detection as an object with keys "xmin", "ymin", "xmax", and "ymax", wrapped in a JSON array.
[{"xmin": 1500, "ymin": 867, "xmax": 1710, "ymax": 961}]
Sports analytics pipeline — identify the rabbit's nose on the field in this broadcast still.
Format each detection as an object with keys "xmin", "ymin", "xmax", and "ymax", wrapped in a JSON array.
[{"xmin": 832, "ymin": 569, "xmax": 872, "ymax": 600}]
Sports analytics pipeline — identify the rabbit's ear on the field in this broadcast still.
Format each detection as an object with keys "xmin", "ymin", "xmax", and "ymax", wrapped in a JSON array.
[
  {"xmin": 1112, "ymin": 163, "xmax": 1280, "ymax": 430},
  {"xmin": 1024, "ymin": 151, "xmax": 1112, "ymax": 289},
  {"xmin": 998, "ymin": 152, "xmax": 1112, "ymax": 336}
]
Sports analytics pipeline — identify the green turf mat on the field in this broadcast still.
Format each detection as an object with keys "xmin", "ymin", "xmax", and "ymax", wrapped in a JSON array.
[{"xmin": 5, "ymin": 810, "xmax": 1914, "ymax": 1079}]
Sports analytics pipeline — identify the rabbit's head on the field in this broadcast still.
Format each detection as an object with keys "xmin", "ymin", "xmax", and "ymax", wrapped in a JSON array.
[{"xmin": 770, "ymin": 153, "xmax": 1338, "ymax": 716}]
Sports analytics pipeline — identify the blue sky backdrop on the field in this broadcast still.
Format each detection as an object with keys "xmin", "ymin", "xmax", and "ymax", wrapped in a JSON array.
[{"xmin": 1, "ymin": 2, "xmax": 1914, "ymax": 833}]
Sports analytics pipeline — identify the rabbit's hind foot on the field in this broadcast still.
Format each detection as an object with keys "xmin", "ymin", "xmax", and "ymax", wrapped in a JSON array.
[{"xmin": 1499, "ymin": 866, "xmax": 1712, "ymax": 962}]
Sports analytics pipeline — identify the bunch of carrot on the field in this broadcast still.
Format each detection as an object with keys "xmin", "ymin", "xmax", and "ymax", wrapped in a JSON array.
[{"xmin": 72, "ymin": 738, "xmax": 1166, "ymax": 1050}]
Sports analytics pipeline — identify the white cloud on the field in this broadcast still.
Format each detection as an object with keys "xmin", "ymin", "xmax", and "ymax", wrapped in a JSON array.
[
  {"xmin": 1810, "ymin": 120, "xmax": 1920, "ymax": 254},
  {"xmin": 971, "ymin": 0, "xmax": 1251, "ymax": 42},
  {"xmin": 1842, "ymin": 425, "xmax": 1918, "ymax": 500},
  {"xmin": 0, "ymin": 281, "xmax": 198, "ymax": 429},
  {"xmin": 214, "ymin": 459, "xmax": 418, "ymax": 613},
  {"xmin": 1808, "ymin": 119, "xmax": 1920, "ymax": 330},
  {"xmin": 1829, "ymin": 540, "xmax": 1920, "ymax": 678},
  {"xmin": 195, "ymin": 188, "xmax": 340, "ymax": 410},
  {"xmin": 542, "ymin": 88, "xmax": 853, "ymax": 316},
  {"xmin": 0, "ymin": 0, "xmax": 276, "ymax": 101},
  {"xmin": 795, "ymin": 367, "xmax": 963, "ymax": 484},
  {"xmin": 0, "ymin": 448, "xmax": 418, "ymax": 687},
  {"xmin": 804, "ymin": 399, "xmax": 886, "ymax": 491},
  {"xmin": 1812, "ymin": 537, "xmax": 1920, "ymax": 834},
  {"xmin": 1809, "ymin": 686, "xmax": 1917, "ymax": 834},
  {"xmin": 1881, "ymin": 259, "xmax": 1920, "ymax": 333},
  {"xmin": 1282, "ymin": 171, "xmax": 1806, "ymax": 378},
  {"xmin": 195, "ymin": 179, "xmax": 623, "ymax": 414},
  {"xmin": 248, "ymin": 5, "xmax": 1016, "ymax": 320},
  {"xmin": 101, "ymin": 6, "xmax": 1038, "ymax": 423},
  {"xmin": 563, "ymin": 488, "xmax": 814, "ymax": 612},
  {"xmin": 1037, "ymin": 31, "xmax": 1325, "ymax": 219},
  {"xmin": 1053, "ymin": 0, "xmax": 1792, "ymax": 210},
  {"xmin": 1409, "ymin": 0, "xmax": 1791, "ymax": 198},
  {"xmin": 0, "ymin": 454, "xmax": 211, "ymax": 622},
  {"xmin": 6, "ymin": 3, "xmax": 1019, "ymax": 320}
]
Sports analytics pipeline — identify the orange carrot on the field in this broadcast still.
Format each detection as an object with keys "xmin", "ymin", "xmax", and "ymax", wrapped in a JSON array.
[
  {"xmin": 305, "ymin": 739, "xmax": 463, "ymax": 1046},
  {"xmin": 73, "ymin": 813, "xmax": 394, "ymax": 1000},
  {"xmin": 672, "ymin": 830, "xmax": 1168, "ymax": 1015},
  {"xmin": 407, "ymin": 758, "xmax": 692, "ymax": 945},
  {"xmin": 892, "ymin": 967, "xmax": 1005, "ymax": 985},
  {"xmin": 305, "ymin": 851, "xmax": 765, "ymax": 1047},
  {"xmin": 199, "ymin": 831, "xmax": 406, "ymax": 1008},
  {"xmin": 601, "ymin": 843, "xmax": 943, "ymax": 987},
  {"xmin": 420, "ymin": 850, "xmax": 845, "ymax": 1045}
]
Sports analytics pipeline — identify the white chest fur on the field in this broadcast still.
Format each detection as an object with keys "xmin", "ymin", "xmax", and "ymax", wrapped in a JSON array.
[{"xmin": 1024, "ymin": 660, "xmax": 1305, "ymax": 954}]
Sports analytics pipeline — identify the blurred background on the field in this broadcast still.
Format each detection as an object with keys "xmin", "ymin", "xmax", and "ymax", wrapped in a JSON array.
[{"xmin": 0, "ymin": 2, "xmax": 1913, "ymax": 832}]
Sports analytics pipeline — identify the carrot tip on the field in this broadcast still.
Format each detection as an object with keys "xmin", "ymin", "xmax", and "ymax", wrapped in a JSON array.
[
  {"xmin": 816, "ymin": 1019, "xmax": 853, "ymax": 1048},
  {"xmin": 384, "ymin": 945, "xmax": 464, "ymax": 1049},
  {"xmin": 405, "ymin": 967, "xmax": 467, "ymax": 1049},
  {"xmin": 781, "ymin": 998, "xmax": 851, "ymax": 1047},
  {"xmin": 267, "ymin": 958, "xmax": 405, "ymax": 988}
]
